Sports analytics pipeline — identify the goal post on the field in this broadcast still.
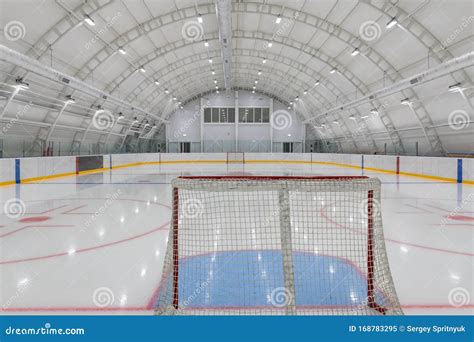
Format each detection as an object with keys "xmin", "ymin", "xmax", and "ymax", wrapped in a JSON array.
[
  {"xmin": 226, "ymin": 152, "xmax": 245, "ymax": 164},
  {"xmin": 155, "ymin": 176, "xmax": 402, "ymax": 315}
]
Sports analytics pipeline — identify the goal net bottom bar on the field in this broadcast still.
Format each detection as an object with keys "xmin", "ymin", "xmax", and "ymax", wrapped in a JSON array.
[{"xmin": 155, "ymin": 176, "xmax": 403, "ymax": 315}]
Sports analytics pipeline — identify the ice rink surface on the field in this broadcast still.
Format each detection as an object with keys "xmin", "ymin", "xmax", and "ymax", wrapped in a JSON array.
[{"xmin": 0, "ymin": 162, "xmax": 472, "ymax": 315}]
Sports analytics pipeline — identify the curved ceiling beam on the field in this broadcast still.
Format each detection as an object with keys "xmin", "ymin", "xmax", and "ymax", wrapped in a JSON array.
[
  {"xmin": 148, "ymin": 70, "xmax": 365, "ymax": 152},
  {"xmin": 32, "ymin": 0, "xmax": 113, "ymax": 59},
  {"xmin": 112, "ymin": 47, "xmax": 383, "ymax": 150},
  {"xmin": 61, "ymin": 2, "xmax": 432, "ymax": 153},
  {"xmin": 76, "ymin": 2, "xmax": 395, "ymax": 89},
  {"xmin": 2, "ymin": 0, "xmax": 113, "ymax": 85},
  {"xmin": 363, "ymin": 0, "xmax": 471, "ymax": 83},
  {"xmin": 233, "ymin": 2, "xmax": 444, "ymax": 153},
  {"xmin": 94, "ymin": 32, "xmax": 402, "ymax": 151},
  {"xmin": 24, "ymin": 1, "xmax": 451, "ymax": 154},
  {"xmin": 74, "ymin": 3, "xmax": 216, "ymax": 81}
]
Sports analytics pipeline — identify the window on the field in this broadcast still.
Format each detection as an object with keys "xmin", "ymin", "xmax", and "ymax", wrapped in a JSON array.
[
  {"xmin": 238, "ymin": 107, "xmax": 270, "ymax": 123},
  {"xmin": 239, "ymin": 108, "xmax": 248, "ymax": 123},
  {"xmin": 204, "ymin": 108, "xmax": 212, "ymax": 123},
  {"xmin": 204, "ymin": 107, "xmax": 235, "ymax": 123},
  {"xmin": 262, "ymin": 108, "xmax": 270, "ymax": 123},
  {"xmin": 228, "ymin": 108, "xmax": 235, "ymax": 122},
  {"xmin": 220, "ymin": 108, "xmax": 227, "ymax": 123},
  {"xmin": 254, "ymin": 108, "xmax": 262, "ymax": 123},
  {"xmin": 211, "ymin": 108, "xmax": 219, "ymax": 123}
]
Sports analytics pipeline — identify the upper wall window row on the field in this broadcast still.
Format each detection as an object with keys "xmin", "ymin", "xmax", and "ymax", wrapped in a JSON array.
[
  {"xmin": 204, "ymin": 108, "xmax": 235, "ymax": 123},
  {"xmin": 239, "ymin": 108, "xmax": 270, "ymax": 123}
]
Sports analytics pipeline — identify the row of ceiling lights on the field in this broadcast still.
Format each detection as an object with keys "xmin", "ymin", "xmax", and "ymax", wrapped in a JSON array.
[
  {"xmin": 13, "ymin": 77, "xmax": 161, "ymax": 129},
  {"xmin": 313, "ymin": 81, "xmax": 464, "ymax": 129},
  {"xmin": 82, "ymin": 12, "xmax": 462, "ymax": 116},
  {"xmin": 83, "ymin": 13, "xmax": 186, "ymax": 108}
]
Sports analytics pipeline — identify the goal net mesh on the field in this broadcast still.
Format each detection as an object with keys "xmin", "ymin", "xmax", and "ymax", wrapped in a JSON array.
[{"xmin": 154, "ymin": 176, "xmax": 402, "ymax": 315}]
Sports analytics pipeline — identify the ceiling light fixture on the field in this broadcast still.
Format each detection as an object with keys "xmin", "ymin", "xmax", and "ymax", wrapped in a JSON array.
[
  {"xmin": 65, "ymin": 95, "xmax": 75, "ymax": 104},
  {"xmin": 386, "ymin": 17, "xmax": 398, "ymax": 29},
  {"xmin": 14, "ymin": 77, "xmax": 29, "ymax": 90},
  {"xmin": 275, "ymin": 14, "xmax": 282, "ymax": 24},
  {"xmin": 370, "ymin": 108, "xmax": 379, "ymax": 115},
  {"xmin": 303, "ymin": 90, "xmax": 308, "ymax": 95},
  {"xmin": 262, "ymin": 58, "xmax": 267, "ymax": 64},
  {"xmin": 448, "ymin": 82, "xmax": 462, "ymax": 92},
  {"xmin": 209, "ymin": 58, "xmax": 213, "ymax": 63},
  {"xmin": 258, "ymin": 70, "xmax": 262, "ymax": 75},
  {"xmin": 118, "ymin": 47, "xmax": 126, "ymax": 55},
  {"xmin": 204, "ymin": 40, "xmax": 209, "ymax": 47},
  {"xmin": 139, "ymin": 66, "xmax": 146, "ymax": 73},
  {"xmin": 314, "ymin": 80, "xmax": 320, "ymax": 86},
  {"xmin": 211, "ymin": 70, "xmax": 215, "ymax": 75},
  {"xmin": 361, "ymin": 115, "xmax": 369, "ymax": 119},
  {"xmin": 330, "ymin": 68, "xmax": 336, "ymax": 74},
  {"xmin": 84, "ymin": 14, "xmax": 95, "ymax": 26},
  {"xmin": 267, "ymin": 41, "xmax": 273, "ymax": 48},
  {"xmin": 164, "ymin": 89, "xmax": 169, "ymax": 94},
  {"xmin": 197, "ymin": 14, "xmax": 203, "ymax": 23},
  {"xmin": 401, "ymin": 98, "xmax": 410, "ymax": 105},
  {"xmin": 154, "ymin": 80, "xmax": 160, "ymax": 85},
  {"xmin": 351, "ymin": 48, "xmax": 359, "ymax": 56}
]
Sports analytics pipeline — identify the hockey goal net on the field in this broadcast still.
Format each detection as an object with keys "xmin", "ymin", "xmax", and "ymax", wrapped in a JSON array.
[{"xmin": 155, "ymin": 176, "xmax": 402, "ymax": 315}]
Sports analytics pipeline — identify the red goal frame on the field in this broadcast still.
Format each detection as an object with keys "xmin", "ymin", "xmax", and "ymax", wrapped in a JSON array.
[{"xmin": 171, "ymin": 175, "xmax": 387, "ymax": 314}]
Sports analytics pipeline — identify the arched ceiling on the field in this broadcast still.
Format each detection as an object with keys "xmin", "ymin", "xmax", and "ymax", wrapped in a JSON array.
[{"xmin": 0, "ymin": 0, "xmax": 472, "ymax": 155}]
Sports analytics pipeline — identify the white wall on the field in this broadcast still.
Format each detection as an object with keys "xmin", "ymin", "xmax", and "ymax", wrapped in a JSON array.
[{"xmin": 166, "ymin": 90, "xmax": 305, "ymax": 152}]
